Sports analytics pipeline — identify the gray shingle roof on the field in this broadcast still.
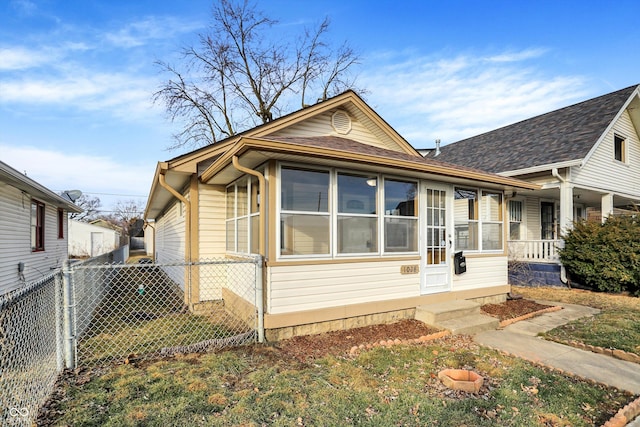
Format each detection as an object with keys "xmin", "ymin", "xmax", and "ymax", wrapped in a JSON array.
[{"xmin": 434, "ymin": 84, "xmax": 639, "ymax": 173}]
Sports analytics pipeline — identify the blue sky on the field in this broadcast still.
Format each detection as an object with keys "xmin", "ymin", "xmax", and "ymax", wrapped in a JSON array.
[{"xmin": 1, "ymin": 0, "xmax": 639, "ymax": 214}]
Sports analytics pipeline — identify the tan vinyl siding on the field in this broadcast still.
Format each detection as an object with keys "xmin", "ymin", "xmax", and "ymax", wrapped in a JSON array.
[
  {"xmin": 267, "ymin": 260, "xmax": 419, "ymax": 314},
  {"xmin": 269, "ymin": 111, "xmax": 407, "ymax": 153},
  {"xmin": 0, "ymin": 184, "xmax": 68, "ymax": 294},
  {"xmin": 155, "ymin": 199, "xmax": 185, "ymax": 263},
  {"xmin": 572, "ymin": 110, "xmax": 640, "ymax": 196},
  {"xmin": 451, "ymin": 256, "xmax": 508, "ymax": 291},
  {"xmin": 198, "ymin": 184, "xmax": 226, "ymax": 258}
]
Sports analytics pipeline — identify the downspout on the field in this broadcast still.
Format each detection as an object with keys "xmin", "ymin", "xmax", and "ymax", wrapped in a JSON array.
[
  {"xmin": 143, "ymin": 221, "xmax": 156, "ymax": 259},
  {"xmin": 158, "ymin": 172, "xmax": 193, "ymax": 302},
  {"xmin": 231, "ymin": 156, "xmax": 265, "ymax": 343},
  {"xmin": 551, "ymin": 168, "xmax": 569, "ymax": 284}
]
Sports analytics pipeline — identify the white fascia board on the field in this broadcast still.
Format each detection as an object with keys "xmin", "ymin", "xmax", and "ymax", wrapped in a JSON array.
[{"xmin": 498, "ymin": 159, "xmax": 583, "ymax": 177}]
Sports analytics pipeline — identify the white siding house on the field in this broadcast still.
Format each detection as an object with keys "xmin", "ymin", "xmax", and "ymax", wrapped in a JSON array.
[
  {"xmin": 436, "ymin": 84, "xmax": 640, "ymax": 285},
  {"xmin": 68, "ymin": 219, "xmax": 121, "ymax": 258},
  {"xmin": 144, "ymin": 91, "xmax": 537, "ymax": 340},
  {"xmin": 0, "ymin": 161, "xmax": 82, "ymax": 295}
]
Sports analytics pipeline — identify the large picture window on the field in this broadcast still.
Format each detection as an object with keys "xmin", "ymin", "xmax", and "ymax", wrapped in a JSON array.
[
  {"xmin": 31, "ymin": 199, "xmax": 45, "ymax": 251},
  {"xmin": 276, "ymin": 165, "xmax": 420, "ymax": 258},
  {"xmin": 337, "ymin": 173, "xmax": 378, "ymax": 254},
  {"xmin": 384, "ymin": 179, "xmax": 418, "ymax": 252},
  {"xmin": 280, "ymin": 167, "xmax": 330, "ymax": 256},
  {"xmin": 454, "ymin": 187, "xmax": 503, "ymax": 252}
]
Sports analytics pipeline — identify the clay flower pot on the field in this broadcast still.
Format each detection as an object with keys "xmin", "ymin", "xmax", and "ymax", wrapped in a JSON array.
[{"xmin": 438, "ymin": 369, "xmax": 484, "ymax": 393}]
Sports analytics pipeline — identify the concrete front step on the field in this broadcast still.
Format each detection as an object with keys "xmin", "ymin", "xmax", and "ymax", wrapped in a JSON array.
[
  {"xmin": 435, "ymin": 313, "xmax": 500, "ymax": 335},
  {"xmin": 415, "ymin": 300, "xmax": 481, "ymax": 324}
]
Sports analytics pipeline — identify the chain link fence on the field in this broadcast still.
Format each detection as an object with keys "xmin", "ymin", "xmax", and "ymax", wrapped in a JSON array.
[
  {"xmin": 0, "ymin": 272, "xmax": 63, "ymax": 426},
  {"xmin": 71, "ymin": 257, "xmax": 260, "ymax": 367},
  {"xmin": 0, "ymin": 248, "xmax": 260, "ymax": 425}
]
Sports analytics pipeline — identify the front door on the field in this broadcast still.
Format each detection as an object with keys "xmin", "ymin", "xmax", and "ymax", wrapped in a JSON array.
[
  {"xmin": 541, "ymin": 202, "xmax": 555, "ymax": 240},
  {"xmin": 421, "ymin": 182, "xmax": 451, "ymax": 294}
]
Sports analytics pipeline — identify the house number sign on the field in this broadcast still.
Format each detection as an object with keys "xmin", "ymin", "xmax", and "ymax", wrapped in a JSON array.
[{"xmin": 400, "ymin": 265, "xmax": 419, "ymax": 274}]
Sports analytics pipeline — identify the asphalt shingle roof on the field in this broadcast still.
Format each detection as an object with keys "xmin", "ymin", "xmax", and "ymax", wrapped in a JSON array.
[{"xmin": 434, "ymin": 84, "xmax": 638, "ymax": 173}]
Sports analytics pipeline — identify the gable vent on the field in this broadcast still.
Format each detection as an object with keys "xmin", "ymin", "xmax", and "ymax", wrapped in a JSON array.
[{"xmin": 331, "ymin": 110, "xmax": 352, "ymax": 135}]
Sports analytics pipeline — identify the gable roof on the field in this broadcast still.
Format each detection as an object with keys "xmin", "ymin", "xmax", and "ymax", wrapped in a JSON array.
[
  {"xmin": 145, "ymin": 91, "xmax": 540, "ymax": 219},
  {"xmin": 434, "ymin": 84, "xmax": 640, "ymax": 174},
  {"xmin": 163, "ymin": 90, "xmax": 421, "ymax": 174},
  {"xmin": 0, "ymin": 160, "xmax": 82, "ymax": 212}
]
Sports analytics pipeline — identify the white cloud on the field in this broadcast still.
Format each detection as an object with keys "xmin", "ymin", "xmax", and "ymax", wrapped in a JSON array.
[
  {"xmin": 485, "ymin": 48, "xmax": 548, "ymax": 63},
  {"xmin": 104, "ymin": 16, "xmax": 203, "ymax": 48},
  {"xmin": 0, "ymin": 145, "xmax": 153, "ymax": 209},
  {"xmin": 0, "ymin": 46, "xmax": 55, "ymax": 70},
  {"xmin": 361, "ymin": 48, "xmax": 589, "ymax": 147}
]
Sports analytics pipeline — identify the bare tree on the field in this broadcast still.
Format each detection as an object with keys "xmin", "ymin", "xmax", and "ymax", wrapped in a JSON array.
[
  {"xmin": 154, "ymin": 0, "xmax": 362, "ymax": 150},
  {"xmin": 111, "ymin": 199, "xmax": 145, "ymax": 237},
  {"xmin": 65, "ymin": 194, "xmax": 101, "ymax": 221}
]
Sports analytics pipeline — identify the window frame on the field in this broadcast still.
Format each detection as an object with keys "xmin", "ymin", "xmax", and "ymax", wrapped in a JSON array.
[
  {"xmin": 508, "ymin": 199, "xmax": 524, "ymax": 241},
  {"xmin": 275, "ymin": 162, "xmax": 420, "ymax": 259},
  {"xmin": 454, "ymin": 187, "xmax": 504, "ymax": 253},
  {"xmin": 225, "ymin": 169, "xmax": 263, "ymax": 255},
  {"xmin": 614, "ymin": 133, "xmax": 626, "ymax": 163},
  {"xmin": 336, "ymin": 171, "xmax": 379, "ymax": 255},
  {"xmin": 57, "ymin": 208, "xmax": 65, "ymax": 239},
  {"xmin": 31, "ymin": 199, "xmax": 45, "ymax": 252}
]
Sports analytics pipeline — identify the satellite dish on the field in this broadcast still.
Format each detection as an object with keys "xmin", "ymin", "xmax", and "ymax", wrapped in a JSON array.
[{"xmin": 63, "ymin": 190, "xmax": 83, "ymax": 202}]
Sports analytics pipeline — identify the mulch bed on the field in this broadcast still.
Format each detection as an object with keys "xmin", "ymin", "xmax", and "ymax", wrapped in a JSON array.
[
  {"xmin": 279, "ymin": 299, "xmax": 550, "ymax": 362},
  {"xmin": 481, "ymin": 299, "xmax": 552, "ymax": 321}
]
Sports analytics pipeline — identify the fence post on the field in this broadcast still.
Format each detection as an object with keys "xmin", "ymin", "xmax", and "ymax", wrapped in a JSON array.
[
  {"xmin": 62, "ymin": 261, "xmax": 77, "ymax": 369},
  {"xmin": 255, "ymin": 256, "xmax": 264, "ymax": 343},
  {"xmin": 54, "ymin": 271, "xmax": 64, "ymax": 372}
]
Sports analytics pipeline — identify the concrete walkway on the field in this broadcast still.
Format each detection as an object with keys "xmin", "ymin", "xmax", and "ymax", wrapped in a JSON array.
[{"xmin": 474, "ymin": 301, "xmax": 640, "ymax": 395}]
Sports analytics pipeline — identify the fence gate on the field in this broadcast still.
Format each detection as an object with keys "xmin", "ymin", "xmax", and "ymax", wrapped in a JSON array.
[{"xmin": 70, "ymin": 257, "xmax": 260, "ymax": 367}]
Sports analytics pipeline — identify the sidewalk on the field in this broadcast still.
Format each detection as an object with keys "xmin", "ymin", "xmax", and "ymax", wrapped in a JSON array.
[{"xmin": 474, "ymin": 301, "xmax": 640, "ymax": 395}]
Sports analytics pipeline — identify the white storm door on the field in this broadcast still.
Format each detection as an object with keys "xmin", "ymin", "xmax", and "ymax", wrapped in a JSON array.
[{"xmin": 421, "ymin": 183, "xmax": 451, "ymax": 294}]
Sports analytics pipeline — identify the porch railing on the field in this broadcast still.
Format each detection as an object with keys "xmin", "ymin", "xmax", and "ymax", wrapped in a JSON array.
[{"xmin": 508, "ymin": 239, "xmax": 562, "ymax": 264}]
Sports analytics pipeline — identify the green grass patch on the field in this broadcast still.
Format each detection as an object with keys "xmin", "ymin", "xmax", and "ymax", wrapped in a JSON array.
[
  {"xmin": 542, "ymin": 309, "xmax": 640, "ymax": 355},
  {"xmin": 76, "ymin": 265, "xmax": 243, "ymax": 365},
  {"xmin": 514, "ymin": 286, "xmax": 640, "ymax": 356},
  {"xmin": 43, "ymin": 341, "xmax": 633, "ymax": 426}
]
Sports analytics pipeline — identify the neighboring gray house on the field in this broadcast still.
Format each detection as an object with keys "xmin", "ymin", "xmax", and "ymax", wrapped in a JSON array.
[
  {"xmin": 431, "ymin": 84, "xmax": 640, "ymax": 284},
  {"xmin": 0, "ymin": 160, "xmax": 82, "ymax": 294}
]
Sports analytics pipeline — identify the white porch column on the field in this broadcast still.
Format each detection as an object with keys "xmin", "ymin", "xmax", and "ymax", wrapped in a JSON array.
[
  {"xmin": 558, "ymin": 180, "xmax": 574, "ymax": 236},
  {"xmin": 601, "ymin": 193, "xmax": 614, "ymax": 223}
]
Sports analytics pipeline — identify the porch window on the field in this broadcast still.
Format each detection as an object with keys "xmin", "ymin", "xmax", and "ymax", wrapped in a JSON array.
[
  {"xmin": 508, "ymin": 200, "xmax": 523, "ymax": 240},
  {"xmin": 226, "ymin": 172, "xmax": 261, "ymax": 254},
  {"xmin": 454, "ymin": 188, "xmax": 478, "ymax": 250},
  {"xmin": 384, "ymin": 179, "xmax": 418, "ymax": 252},
  {"xmin": 280, "ymin": 167, "xmax": 330, "ymax": 255},
  {"xmin": 481, "ymin": 191, "xmax": 503, "ymax": 250},
  {"xmin": 454, "ymin": 188, "xmax": 503, "ymax": 252},
  {"xmin": 614, "ymin": 134, "xmax": 626, "ymax": 163},
  {"xmin": 337, "ymin": 173, "xmax": 378, "ymax": 254},
  {"xmin": 31, "ymin": 199, "xmax": 45, "ymax": 251}
]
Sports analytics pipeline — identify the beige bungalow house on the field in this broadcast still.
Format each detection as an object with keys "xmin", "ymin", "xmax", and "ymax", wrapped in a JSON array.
[
  {"xmin": 144, "ymin": 91, "xmax": 537, "ymax": 340},
  {"xmin": 433, "ymin": 84, "xmax": 640, "ymax": 285}
]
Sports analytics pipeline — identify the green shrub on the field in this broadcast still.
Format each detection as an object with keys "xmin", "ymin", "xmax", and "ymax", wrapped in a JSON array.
[{"xmin": 559, "ymin": 215, "xmax": 640, "ymax": 295}]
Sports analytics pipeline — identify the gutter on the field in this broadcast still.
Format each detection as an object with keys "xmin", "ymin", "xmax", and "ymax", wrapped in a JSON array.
[
  {"xmin": 158, "ymin": 172, "xmax": 193, "ymax": 303},
  {"xmin": 231, "ymin": 155, "xmax": 265, "ymax": 343}
]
